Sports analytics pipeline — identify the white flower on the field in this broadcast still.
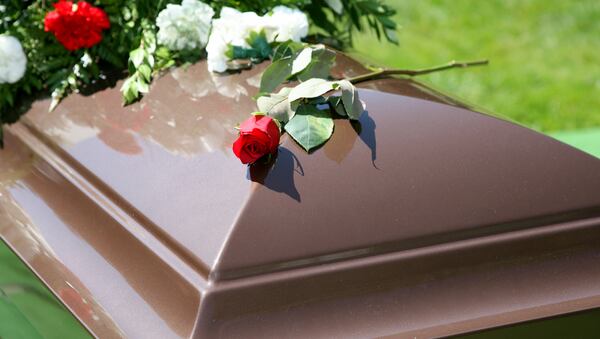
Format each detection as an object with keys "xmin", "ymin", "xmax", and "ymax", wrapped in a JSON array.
[
  {"xmin": 266, "ymin": 6, "xmax": 309, "ymax": 42},
  {"xmin": 0, "ymin": 35, "xmax": 27, "ymax": 84},
  {"xmin": 206, "ymin": 7, "xmax": 263, "ymax": 72},
  {"xmin": 156, "ymin": 0, "xmax": 215, "ymax": 51},
  {"xmin": 80, "ymin": 52, "xmax": 92, "ymax": 68},
  {"xmin": 206, "ymin": 6, "xmax": 309, "ymax": 73}
]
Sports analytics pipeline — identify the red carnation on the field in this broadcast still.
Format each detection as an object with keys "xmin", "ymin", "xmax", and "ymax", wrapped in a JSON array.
[
  {"xmin": 233, "ymin": 115, "xmax": 281, "ymax": 164},
  {"xmin": 44, "ymin": 1, "xmax": 110, "ymax": 51}
]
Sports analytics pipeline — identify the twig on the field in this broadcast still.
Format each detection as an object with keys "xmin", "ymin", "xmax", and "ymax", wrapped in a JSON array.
[{"xmin": 347, "ymin": 59, "xmax": 489, "ymax": 84}]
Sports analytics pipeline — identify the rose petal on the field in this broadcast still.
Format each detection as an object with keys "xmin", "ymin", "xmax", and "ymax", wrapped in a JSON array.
[{"xmin": 265, "ymin": 118, "xmax": 280, "ymax": 152}]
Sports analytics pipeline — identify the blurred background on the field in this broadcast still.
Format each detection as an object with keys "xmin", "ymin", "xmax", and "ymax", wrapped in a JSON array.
[{"xmin": 351, "ymin": 0, "xmax": 600, "ymax": 158}]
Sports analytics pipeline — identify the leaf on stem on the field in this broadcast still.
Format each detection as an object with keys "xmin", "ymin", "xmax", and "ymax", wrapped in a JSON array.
[
  {"xmin": 259, "ymin": 57, "xmax": 293, "ymax": 94},
  {"xmin": 288, "ymin": 78, "xmax": 339, "ymax": 102},
  {"xmin": 338, "ymin": 80, "xmax": 364, "ymax": 120},
  {"xmin": 292, "ymin": 48, "xmax": 312, "ymax": 75},
  {"xmin": 325, "ymin": 0, "xmax": 344, "ymax": 14},
  {"xmin": 129, "ymin": 48, "xmax": 145, "ymax": 68},
  {"xmin": 257, "ymin": 87, "xmax": 294, "ymax": 123},
  {"xmin": 272, "ymin": 40, "xmax": 304, "ymax": 61},
  {"xmin": 328, "ymin": 96, "xmax": 347, "ymax": 117},
  {"xmin": 285, "ymin": 104, "xmax": 334, "ymax": 152},
  {"xmin": 297, "ymin": 45, "xmax": 336, "ymax": 81}
]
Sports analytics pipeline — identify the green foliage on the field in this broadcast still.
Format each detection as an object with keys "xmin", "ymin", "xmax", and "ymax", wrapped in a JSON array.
[
  {"xmin": 255, "ymin": 43, "xmax": 364, "ymax": 152},
  {"xmin": 303, "ymin": 0, "xmax": 397, "ymax": 48},
  {"xmin": 338, "ymin": 79, "xmax": 363, "ymax": 119},
  {"xmin": 259, "ymin": 43, "xmax": 335, "ymax": 94},
  {"xmin": 226, "ymin": 30, "xmax": 272, "ymax": 63},
  {"xmin": 0, "ymin": 0, "xmax": 396, "ymax": 144},
  {"xmin": 258, "ymin": 41, "xmax": 303, "ymax": 93},
  {"xmin": 291, "ymin": 47, "xmax": 313, "ymax": 74},
  {"xmin": 260, "ymin": 59, "xmax": 294, "ymax": 94},
  {"xmin": 257, "ymin": 87, "xmax": 294, "ymax": 123},
  {"xmin": 121, "ymin": 20, "xmax": 158, "ymax": 104},
  {"xmin": 284, "ymin": 104, "xmax": 335, "ymax": 152},
  {"xmin": 0, "ymin": 1, "xmax": 171, "ymax": 130},
  {"xmin": 288, "ymin": 78, "xmax": 339, "ymax": 102},
  {"xmin": 272, "ymin": 40, "xmax": 305, "ymax": 61},
  {"xmin": 297, "ymin": 46, "xmax": 335, "ymax": 81}
]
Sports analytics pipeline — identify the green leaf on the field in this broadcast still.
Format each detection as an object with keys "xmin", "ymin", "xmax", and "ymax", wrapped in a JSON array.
[
  {"xmin": 325, "ymin": 0, "xmax": 344, "ymax": 14},
  {"xmin": 143, "ymin": 28, "xmax": 157, "ymax": 53},
  {"xmin": 136, "ymin": 77, "xmax": 149, "ymax": 94},
  {"xmin": 297, "ymin": 46, "xmax": 336, "ymax": 81},
  {"xmin": 146, "ymin": 53, "xmax": 155, "ymax": 68},
  {"xmin": 328, "ymin": 96, "xmax": 347, "ymax": 116},
  {"xmin": 129, "ymin": 48, "xmax": 144, "ymax": 68},
  {"xmin": 138, "ymin": 64, "xmax": 152, "ymax": 82},
  {"xmin": 272, "ymin": 41, "xmax": 304, "ymax": 61},
  {"xmin": 285, "ymin": 104, "xmax": 334, "ymax": 152},
  {"xmin": 259, "ymin": 57, "xmax": 293, "ymax": 94},
  {"xmin": 120, "ymin": 76, "xmax": 140, "ymax": 104},
  {"xmin": 338, "ymin": 80, "xmax": 364, "ymax": 120},
  {"xmin": 257, "ymin": 87, "xmax": 294, "ymax": 123},
  {"xmin": 230, "ymin": 30, "xmax": 273, "ymax": 62},
  {"xmin": 292, "ymin": 48, "xmax": 312, "ymax": 75},
  {"xmin": 288, "ymin": 78, "xmax": 338, "ymax": 102},
  {"xmin": 247, "ymin": 30, "xmax": 272, "ymax": 60},
  {"xmin": 155, "ymin": 46, "xmax": 171, "ymax": 60},
  {"xmin": 228, "ymin": 45, "xmax": 253, "ymax": 60},
  {"xmin": 384, "ymin": 28, "xmax": 399, "ymax": 44},
  {"xmin": 5, "ymin": 92, "xmax": 14, "ymax": 107}
]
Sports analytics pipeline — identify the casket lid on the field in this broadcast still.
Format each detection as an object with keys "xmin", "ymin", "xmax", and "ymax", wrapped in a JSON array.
[{"xmin": 18, "ymin": 56, "xmax": 600, "ymax": 281}]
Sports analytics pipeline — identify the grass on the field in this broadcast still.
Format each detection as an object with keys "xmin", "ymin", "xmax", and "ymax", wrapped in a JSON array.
[
  {"xmin": 0, "ymin": 240, "xmax": 90, "ymax": 338},
  {"xmin": 351, "ymin": 0, "xmax": 600, "ymax": 133}
]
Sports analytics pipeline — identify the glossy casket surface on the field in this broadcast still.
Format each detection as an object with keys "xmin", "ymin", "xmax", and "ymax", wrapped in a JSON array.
[{"xmin": 1, "ymin": 55, "xmax": 600, "ymax": 338}]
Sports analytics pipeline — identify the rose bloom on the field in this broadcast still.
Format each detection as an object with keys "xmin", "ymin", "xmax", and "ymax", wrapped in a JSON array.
[
  {"xmin": 232, "ymin": 115, "xmax": 280, "ymax": 164},
  {"xmin": 44, "ymin": 1, "xmax": 110, "ymax": 51}
]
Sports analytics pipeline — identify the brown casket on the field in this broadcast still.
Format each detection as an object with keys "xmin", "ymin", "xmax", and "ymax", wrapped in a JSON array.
[{"xmin": 1, "ymin": 55, "xmax": 600, "ymax": 338}]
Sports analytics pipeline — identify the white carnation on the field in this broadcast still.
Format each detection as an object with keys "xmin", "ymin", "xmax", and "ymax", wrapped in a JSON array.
[
  {"xmin": 206, "ymin": 6, "xmax": 309, "ymax": 73},
  {"xmin": 206, "ymin": 7, "xmax": 263, "ymax": 72},
  {"xmin": 0, "ymin": 35, "xmax": 27, "ymax": 84},
  {"xmin": 266, "ymin": 6, "xmax": 309, "ymax": 42},
  {"xmin": 156, "ymin": 0, "xmax": 215, "ymax": 51}
]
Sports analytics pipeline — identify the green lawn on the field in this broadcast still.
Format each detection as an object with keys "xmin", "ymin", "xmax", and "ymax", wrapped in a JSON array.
[
  {"xmin": 0, "ymin": 240, "xmax": 90, "ymax": 339},
  {"xmin": 352, "ymin": 0, "xmax": 600, "ymax": 134}
]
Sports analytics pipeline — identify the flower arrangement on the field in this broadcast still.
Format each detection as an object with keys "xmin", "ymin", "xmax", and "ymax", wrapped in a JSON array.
[
  {"xmin": 0, "ymin": 0, "xmax": 485, "ymax": 162},
  {"xmin": 0, "ymin": 0, "xmax": 398, "ymax": 144}
]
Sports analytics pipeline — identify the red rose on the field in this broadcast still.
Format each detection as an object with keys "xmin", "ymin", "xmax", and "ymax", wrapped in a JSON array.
[
  {"xmin": 232, "ymin": 115, "xmax": 280, "ymax": 164},
  {"xmin": 44, "ymin": 1, "xmax": 110, "ymax": 51}
]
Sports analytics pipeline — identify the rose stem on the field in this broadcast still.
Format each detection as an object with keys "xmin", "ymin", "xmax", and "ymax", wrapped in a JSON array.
[{"xmin": 346, "ymin": 59, "xmax": 489, "ymax": 84}]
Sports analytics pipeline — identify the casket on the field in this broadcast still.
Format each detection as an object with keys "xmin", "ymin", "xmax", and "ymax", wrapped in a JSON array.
[{"xmin": 1, "ymin": 55, "xmax": 600, "ymax": 338}]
